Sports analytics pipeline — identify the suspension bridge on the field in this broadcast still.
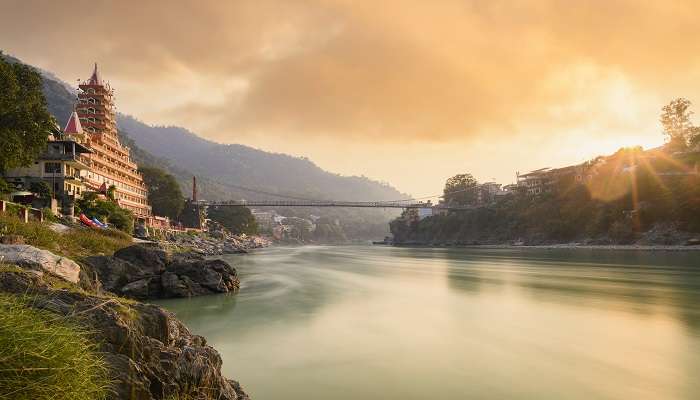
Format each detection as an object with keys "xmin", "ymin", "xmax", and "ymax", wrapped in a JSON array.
[
  {"xmin": 201, "ymin": 200, "xmax": 473, "ymax": 210},
  {"xmin": 190, "ymin": 177, "xmax": 478, "ymax": 210}
]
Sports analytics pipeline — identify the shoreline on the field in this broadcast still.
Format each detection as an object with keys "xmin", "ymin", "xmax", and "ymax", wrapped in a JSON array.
[{"xmin": 389, "ymin": 243, "xmax": 700, "ymax": 252}]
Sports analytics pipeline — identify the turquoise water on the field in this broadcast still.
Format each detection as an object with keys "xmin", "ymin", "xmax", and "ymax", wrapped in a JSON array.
[{"xmin": 156, "ymin": 246, "xmax": 700, "ymax": 399}]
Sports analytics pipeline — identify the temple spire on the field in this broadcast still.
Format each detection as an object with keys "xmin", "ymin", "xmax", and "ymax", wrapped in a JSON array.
[
  {"xmin": 63, "ymin": 111, "xmax": 83, "ymax": 135},
  {"xmin": 88, "ymin": 62, "xmax": 101, "ymax": 85}
]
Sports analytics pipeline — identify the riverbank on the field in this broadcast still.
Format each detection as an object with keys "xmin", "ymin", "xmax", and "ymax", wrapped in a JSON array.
[
  {"xmin": 161, "ymin": 230, "xmax": 271, "ymax": 256},
  {"xmin": 0, "ymin": 214, "xmax": 251, "ymax": 399},
  {"xmin": 391, "ymin": 242, "xmax": 700, "ymax": 251}
]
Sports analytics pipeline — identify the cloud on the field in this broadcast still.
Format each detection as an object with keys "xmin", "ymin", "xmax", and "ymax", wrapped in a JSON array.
[{"xmin": 2, "ymin": 0, "xmax": 700, "ymax": 193}]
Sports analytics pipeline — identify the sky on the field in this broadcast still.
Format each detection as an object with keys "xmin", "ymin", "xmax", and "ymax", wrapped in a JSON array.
[{"xmin": 2, "ymin": 0, "xmax": 700, "ymax": 197}]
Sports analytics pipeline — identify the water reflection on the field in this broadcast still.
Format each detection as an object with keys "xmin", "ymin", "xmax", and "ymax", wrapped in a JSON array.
[{"xmin": 156, "ymin": 246, "xmax": 700, "ymax": 400}]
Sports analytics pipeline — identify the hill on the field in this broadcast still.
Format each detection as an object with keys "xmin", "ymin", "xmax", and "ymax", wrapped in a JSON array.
[{"xmin": 3, "ymin": 52, "xmax": 403, "ymax": 239}]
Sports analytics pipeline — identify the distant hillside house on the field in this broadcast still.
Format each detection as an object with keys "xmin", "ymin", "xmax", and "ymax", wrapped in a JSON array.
[
  {"xmin": 74, "ymin": 64, "xmax": 152, "ymax": 222},
  {"xmin": 516, "ymin": 164, "xmax": 591, "ymax": 195}
]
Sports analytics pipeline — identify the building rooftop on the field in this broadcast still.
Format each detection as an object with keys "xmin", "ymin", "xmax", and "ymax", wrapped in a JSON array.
[{"xmin": 63, "ymin": 111, "xmax": 83, "ymax": 135}]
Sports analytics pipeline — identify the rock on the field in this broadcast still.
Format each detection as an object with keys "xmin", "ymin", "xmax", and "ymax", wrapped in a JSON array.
[
  {"xmin": 0, "ymin": 244, "xmax": 80, "ymax": 283},
  {"xmin": 48, "ymin": 223, "xmax": 71, "ymax": 234},
  {"xmin": 686, "ymin": 238, "xmax": 700, "ymax": 246},
  {"xmin": 82, "ymin": 244, "xmax": 240, "ymax": 300},
  {"xmin": 121, "ymin": 278, "xmax": 152, "ymax": 299},
  {"xmin": 0, "ymin": 270, "xmax": 249, "ymax": 400},
  {"xmin": 163, "ymin": 258, "xmax": 240, "ymax": 297},
  {"xmin": 114, "ymin": 243, "xmax": 170, "ymax": 274}
]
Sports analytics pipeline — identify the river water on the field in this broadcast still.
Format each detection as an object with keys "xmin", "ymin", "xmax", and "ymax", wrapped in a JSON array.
[{"xmin": 156, "ymin": 245, "xmax": 700, "ymax": 400}]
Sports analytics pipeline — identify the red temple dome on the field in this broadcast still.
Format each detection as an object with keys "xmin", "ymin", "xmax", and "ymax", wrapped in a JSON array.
[{"xmin": 63, "ymin": 111, "xmax": 83, "ymax": 134}]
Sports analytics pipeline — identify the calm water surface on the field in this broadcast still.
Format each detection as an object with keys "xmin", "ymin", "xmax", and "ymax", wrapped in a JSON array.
[{"xmin": 156, "ymin": 246, "xmax": 700, "ymax": 400}]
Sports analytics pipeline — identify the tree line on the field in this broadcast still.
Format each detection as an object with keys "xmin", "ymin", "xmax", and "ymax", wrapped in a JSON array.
[{"xmin": 392, "ymin": 99, "xmax": 700, "ymax": 245}]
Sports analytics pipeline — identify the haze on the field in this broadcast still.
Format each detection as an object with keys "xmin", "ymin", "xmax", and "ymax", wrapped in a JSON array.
[{"xmin": 2, "ymin": 0, "xmax": 700, "ymax": 196}]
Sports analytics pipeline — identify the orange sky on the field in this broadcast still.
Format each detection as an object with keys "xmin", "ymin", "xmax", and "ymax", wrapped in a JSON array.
[{"xmin": 3, "ymin": 0, "xmax": 700, "ymax": 197}]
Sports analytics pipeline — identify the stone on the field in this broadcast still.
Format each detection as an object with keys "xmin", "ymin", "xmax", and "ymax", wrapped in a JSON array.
[
  {"xmin": 121, "ymin": 278, "xmax": 151, "ymax": 299},
  {"xmin": 113, "ymin": 244, "xmax": 170, "ymax": 274},
  {"xmin": 686, "ymin": 238, "xmax": 700, "ymax": 246},
  {"xmin": 0, "ymin": 244, "xmax": 80, "ymax": 283},
  {"xmin": 0, "ymin": 270, "xmax": 249, "ymax": 400},
  {"xmin": 82, "ymin": 244, "xmax": 240, "ymax": 300}
]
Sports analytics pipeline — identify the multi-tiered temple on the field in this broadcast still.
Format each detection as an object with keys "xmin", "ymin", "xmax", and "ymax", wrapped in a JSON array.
[{"xmin": 75, "ymin": 64, "xmax": 152, "ymax": 220}]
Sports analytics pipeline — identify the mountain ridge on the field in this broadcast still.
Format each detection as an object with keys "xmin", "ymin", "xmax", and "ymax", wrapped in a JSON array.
[{"xmin": 3, "ymin": 52, "xmax": 403, "ymax": 238}]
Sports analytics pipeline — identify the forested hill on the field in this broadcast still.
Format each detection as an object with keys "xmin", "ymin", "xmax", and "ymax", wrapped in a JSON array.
[
  {"xmin": 5, "ymin": 53, "xmax": 406, "ymax": 204},
  {"xmin": 116, "ymin": 115, "xmax": 404, "ymax": 202}
]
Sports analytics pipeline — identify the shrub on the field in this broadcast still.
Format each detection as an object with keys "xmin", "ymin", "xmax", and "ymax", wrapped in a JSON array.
[
  {"xmin": 76, "ymin": 194, "xmax": 134, "ymax": 234},
  {"xmin": 0, "ymin": 177, "xmax": 12, "ymax": 195},
  {"xmin": 0, "ymin": 214, "xmax": 132, "ymax": 257},
  {"xmin": 41, "ymin": 207, "xmax": 58, "ymax": 223},
  {"xmin": 0, "ymin": 293, "xmax": 109, "ymax": 400}
]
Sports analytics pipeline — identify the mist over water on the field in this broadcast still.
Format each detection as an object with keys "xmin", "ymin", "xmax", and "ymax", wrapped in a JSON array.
[{"xmin": 156, "ymin": 246, "xmax": 700, "ymax": 400}]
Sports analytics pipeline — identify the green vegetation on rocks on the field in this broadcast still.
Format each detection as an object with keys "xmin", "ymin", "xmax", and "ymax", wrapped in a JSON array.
[
  {"xmin": 0, "ymin": 292, "xmax": 109, "ymax": 400},
  {"xmin": 0, "ymin": 214, "xmax": 133, "ymax": 258},
  {"xmin": 76, "ymin": 192, "xmax": 135, "ymax": 234}
]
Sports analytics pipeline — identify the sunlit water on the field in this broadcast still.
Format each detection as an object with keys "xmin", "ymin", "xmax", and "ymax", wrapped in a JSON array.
[{"xmin": 156, "ymin": 246, "xmax": 700, "ymax": 399}]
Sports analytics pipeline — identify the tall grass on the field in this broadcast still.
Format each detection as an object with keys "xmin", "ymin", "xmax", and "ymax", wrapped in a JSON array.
[
  {"xmin": 0, "ymin": 293, "xmax": 109, "ymax": 400},
  {"xmin": 0, "ymin": 214, "xmax": 132, "ymax": 257}
]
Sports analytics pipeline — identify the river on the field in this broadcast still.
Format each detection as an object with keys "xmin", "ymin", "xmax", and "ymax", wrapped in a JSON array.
[{"xmin": 156, "ymin": 245, "xmax": 700, "ymax": 399}]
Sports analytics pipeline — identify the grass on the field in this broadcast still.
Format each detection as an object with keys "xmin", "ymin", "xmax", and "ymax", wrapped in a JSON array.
[
  {"xmin": 0, "ymin": 293, "xmax": 110, "ymax": 400},
  {"xmin": 0, "ymin": 213, "xmax": 133, "ymax": 258}
]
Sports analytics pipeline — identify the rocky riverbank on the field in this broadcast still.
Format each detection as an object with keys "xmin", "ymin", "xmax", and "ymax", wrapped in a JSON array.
[
  {"xmin": 391, "ymin": 242, "xmax": 700, "ymax": 251},
  {"xmin": 0, "ymin": 268, "xmax": 249, "ymax": 399},
  {"xmin": 391, "ymin": 223, "xmax": 700, "ymax": 250},
  {"xmin": 0, "ymin": 235, "xmax": 251, "ymax": 399},
  {"xmin": 82, "ymin": 243, "xmax": 242, "ymax": 300},
  {"xmin": 164, "ymin": 231, "xmax": 271, "ymax": 256}
]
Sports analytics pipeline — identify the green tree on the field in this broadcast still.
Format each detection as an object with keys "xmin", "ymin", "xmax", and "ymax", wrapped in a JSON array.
[
  {"xmin": 139, "ymin": 167, "xmax": 184, "ymax": 219},
  {"xmin": 106, "ymin": 185, "xmax": 116, "ymax": 201},
  {"xmin": 443, "ymin": 173, "xmax": 479, "ymax": 206},
  {"xmin": 660, "ymin": 98, "xmax": 700, "ymax": 151},
  {"xmin": 207, "ymin": 206, "xmax": 258, "ymax": 235},
  {"xmin": 0, "ymin": 177, "xmax": 12, "ymax": 194},
  {"xmin": 76, "ymin": 192, "xmax": 134, "ymax": 233},
  {"xmin": 29, "ymin": 181, "xmax": 51, "ymax": 198},
  {"xmin": 0, "ymin": 53, "xmax": 55, "ymax": 172}
]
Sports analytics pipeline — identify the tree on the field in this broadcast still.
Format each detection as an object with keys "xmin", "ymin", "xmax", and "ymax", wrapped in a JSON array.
[
  {"xmin": 0, "ymin": 178, "xmax": 13, "ymax": 194},
  {"xmin": 660, "ymin": 98, "xmax": 700, "ymax": 151},
  {"xmin": 207, "ymin": 206, "xmax": 258, "ymax": 235},
  {"xmin": 0, "ymin": 53, "xmax": 55, "ymax": 172},
  {"xmin": 443, "ymin": 173, "xmax": 479, "ymax": 205},
  {"xmin": 75, "ymin": 192, "xmax": 134, "ymax": 233},
  {"xmin": 139, "ymin": 167, "xmax": 184, "ymax": 219},
  {"xmin": 29, "ymin": 181, "xmax": 51, "ymax": 198},
  {"xmin": 106, "ymin": 185, "xmax": 116, "ymax": 201}
]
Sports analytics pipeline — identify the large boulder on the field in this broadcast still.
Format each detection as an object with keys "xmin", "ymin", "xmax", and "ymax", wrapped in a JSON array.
[
  {"xmin": 82, "ymin": 244, "xmax": 240, "ymax": 300},
  {"xmin": 0, "ymin": 270, "xmax": 249, "ymax": 400},
  {"xmin": 161, "ymin": 258, "xmax": 240, "ymax": 297},
  {"xmin": 113, "ymin": 243, "xmax": 170, "ymax": 274},
  {"xmin": 0, "ymin": 244, "xmax": 80, "ymax": 283}
]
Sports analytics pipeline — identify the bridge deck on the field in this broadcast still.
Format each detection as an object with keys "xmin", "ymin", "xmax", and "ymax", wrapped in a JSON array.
[{"xmin": 203, "ymin": 200, "xmax": 472, "ymax": 210}]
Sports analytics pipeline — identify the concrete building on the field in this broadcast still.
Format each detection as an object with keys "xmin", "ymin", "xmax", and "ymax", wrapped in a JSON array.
[
  {"xmin": 476, "ymin": 182, "xmax": 503, "ymax": 204},
  {"xmin": 516, "ymin": 164, "xmax": 591, "ymax": 195},
  {"xmin": 3, "ymin": 119, "xmax": 92, "ymax": 216},
  {"xmin": 251, "ymin": 209, "xmax": 277, "ymax": 232},
  {"xmin": 75, "ymin": 63, "xmax": 152, "ymax": 222}
]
